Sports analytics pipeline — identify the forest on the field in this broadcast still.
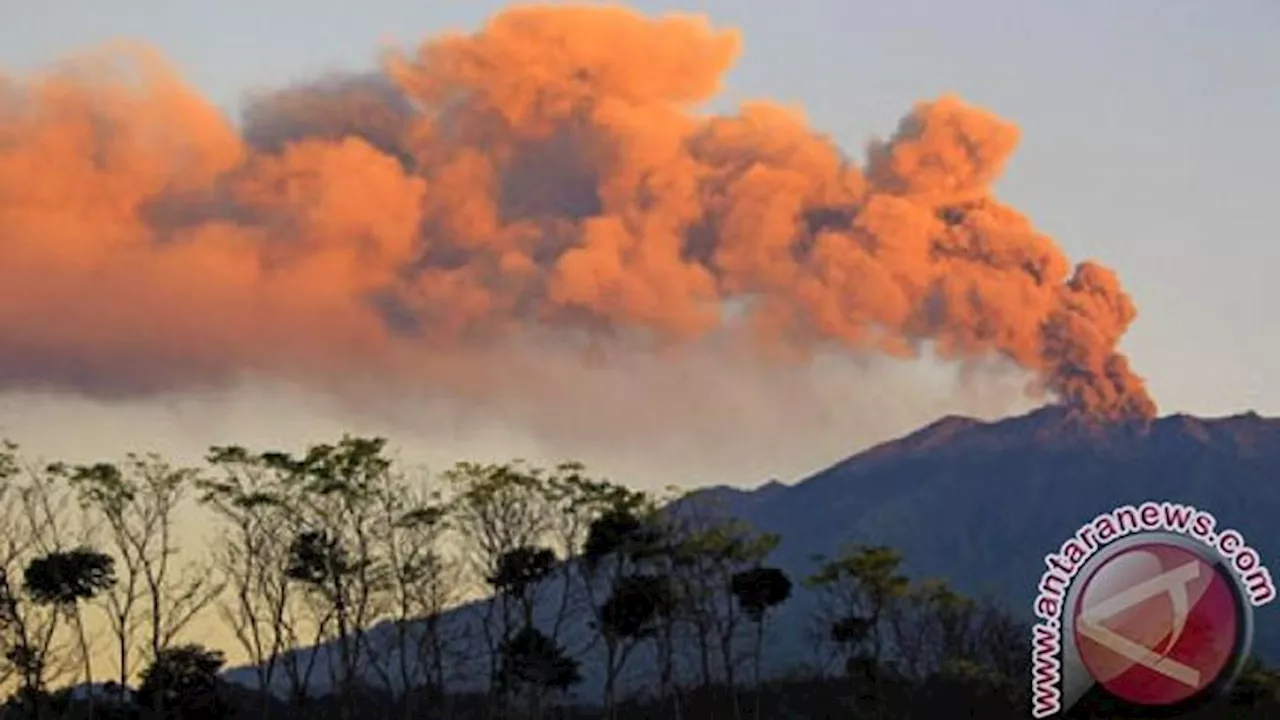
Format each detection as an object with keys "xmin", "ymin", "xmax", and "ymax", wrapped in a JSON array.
[{"xmin": 0, "ymin": 434, "xmax": 1274, "ymax": 719}]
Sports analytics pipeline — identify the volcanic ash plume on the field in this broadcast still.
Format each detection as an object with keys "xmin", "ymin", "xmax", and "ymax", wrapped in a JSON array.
[{"xmin": 0, "ymin": 4, "xmax": 1155, "ymax": 421}]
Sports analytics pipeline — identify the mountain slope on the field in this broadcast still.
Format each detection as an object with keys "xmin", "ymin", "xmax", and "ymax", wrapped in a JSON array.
[
  {"xmin": 223, "ymin": 405, "xmax": 1280, "ymax": 699},
  {"xmin": 746, "ymin": 406, "xmax": 1280, "ymax": 601}
]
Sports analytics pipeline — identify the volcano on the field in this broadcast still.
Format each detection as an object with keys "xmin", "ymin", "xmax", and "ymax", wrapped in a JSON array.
[
  {"xmin": 224, "ymin": 405, "xmax": 1280, "ymax": 698},
  {"xmin": 707, "ymin": 405, "xmax": 1280, "ymax": 591}
]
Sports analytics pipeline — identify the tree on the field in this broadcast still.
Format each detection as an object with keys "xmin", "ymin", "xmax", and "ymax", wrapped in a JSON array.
[
  {"xmin": 446, "ymin": 460, "xmax": 555, "ymax": 715},
  {"xmin": 664, "ymin": 499, "xmax": 779, "ymax": 718},
  {"xmin": 599, "ymin": 571, "xmax": 676, "ymax": 711},
  {"xmin": 268, "ymin": 436, "xmax": 398, "ymax": 718},
  {"xmin": 488, "ymin": 546, "xmax": 557, "ymax": 630},
  {"xmin": 283, "ymin": 528, "xmax": 362, "ymax": 708},
  {"xmin": 200, "ymin": 445, "xmax": 297, "ymax": 718},
  {"xmin": 59, "ymin": 456, "xmax": 222, "ymax": 691},
  {"xmin": 368, "ymin": 470, "xmax": 457, "ymax": 719},
  {"xmin": 449, "ymin": 460, "xmax": 635, "ymax": 718},
  {"xmin": 730, "ymin": 566, "xmax": 792, "ymax": 719},
  {"xmin": 599, "ymin": 574, "xmax": 674, "ymax": 640},
  {"xmin": 24, "ymin": 546, "xmax": 117, "ymax": 709},
  {"xmin": 496, "ymin": 626, "xmax": 581, "ymax": 719},
  {"xmin": 542, "ymin": 466, "xmax": 641, "ymax": 646},
  {"xmin": 21, "ymin": 433, "xmax": 1280, "ymax": 719},
  {"xmin": 23, "ymin": 550, "xmax": 115, "ymax": 609},
  {"xmin": 583, "ymin": 506, "xmax": 657, "ymax": 571},
  {"xmin": 806, "ymin": 545, "xmax": 909, "ymax": 686},
  {"xmin": 580, "ymin": 496, "xmax": 665, "ymax": 719},
  {"xmin": 0, "ymin": 568, "xmax": 56, "ymax": 718},
  {"xmin": 886, "ymin": 578, "xmax": 975, "ymax": 682},
  {"xmin": 487, "ymin": 545, "xmax": 559, "ymax": 717},
  {"xmin": 0, "ymin": 448, "xmax": 102, "ymax": 717},
  {"xmin": 135, "ymin": 644, "xmax": 231, "ymax": 720}
]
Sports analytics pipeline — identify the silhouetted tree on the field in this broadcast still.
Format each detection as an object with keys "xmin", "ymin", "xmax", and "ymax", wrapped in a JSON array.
[
  {"xmin": 271, "ymin": 437, "xmax": 401, "ymax": 718},
  {"xmin": 60, "ymin": 456, "xmax": 221, "ymax": 691},
  {"xmin": 542, "ymin": 465, "xmax": 631, "ymax": 643},
  {"xmin": 666, "ymin": 503, "xmax": 779, "ymax": 719},
  {"xmin": 583, "ymin": 508, "xmax": 649, "ymax": 571},
  {"xmin": 0, "ymin": 449, "xmax": 105, "ymax": 718},
  {"xmin": 488, "ymin": 546, "xmax": 557, "ymax": 629},
  {"xmin": 284, "ymin": 528, "xmax": 362, "ymax": 710},
  {"xmin": 581, "ymin": 496, "xmax": 664, "ymax": 719},
  {"xmin": 886, "ymin": 578, "xmax": 977, "ymax": 682},
  {"xmin": 372, "ymin": 479, "xmax": 455, "ymax": 720},
  {"xmin": 135, "ymin": 644, "xmax": 231, "ymax": 720},
  {"xmin": 200, "ymin": 445, "xmax": 296, "ymax": 718},
  {"xmin": 23, "ymin": 549, "xmax": 115, "ymax": 609},
  {"xmin": 0, "ymin": 567, "xmax": 52, "ymax": 719},
  {"xmin": 730, "ymin": 566, "xmax": 791, "ymax": 719},
  {"xmin": 228, "ymin": 448, "xmax": 326, "ymax": 707},
  {"xmin": 24, "ymin": 546, "xmax": 116, "ymax": 714},
  {"xmin": 497, "ymin": 626, "xmax": 580, "ymax": 719},
  {"xmin": 447, "ymin": 461, "xmax": 554, "ymax": 715},
  {"xmin": 599, "ymin": 574, "xmax": 674, "ymax": 640},
  {"xmin": 807, "ymin": 544, "xmax": 908, "ymax": 716},
  {"xmin": 3, "ymin": 436, "xmax": 1280, "ymax": 720}
]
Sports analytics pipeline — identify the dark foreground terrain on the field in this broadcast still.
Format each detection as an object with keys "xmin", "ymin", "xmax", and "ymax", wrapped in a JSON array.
[
  {"xmin": 7, "ymin": 652, "xmax": 1280, "ymax": 719},
  {"xmin": 1, "ymin": 406, "xmax": 1277, "ymax": 718}
]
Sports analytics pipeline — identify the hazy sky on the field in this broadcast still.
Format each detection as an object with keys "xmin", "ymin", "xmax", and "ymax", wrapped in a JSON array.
[{"xmin": 0, "ymin": 0, "xmax": 1276, "ymax": 488}]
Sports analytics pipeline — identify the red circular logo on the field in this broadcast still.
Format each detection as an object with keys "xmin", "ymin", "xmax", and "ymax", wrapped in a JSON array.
[{"xmin": 1072, "ymin": 541, "xmax": 1241, "ymax": 706}]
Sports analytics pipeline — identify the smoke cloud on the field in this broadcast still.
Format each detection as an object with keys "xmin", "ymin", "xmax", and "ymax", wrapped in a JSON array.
[{"xmin": 0, "ymin": 4, "xmax": 1154, "ymax": 428}]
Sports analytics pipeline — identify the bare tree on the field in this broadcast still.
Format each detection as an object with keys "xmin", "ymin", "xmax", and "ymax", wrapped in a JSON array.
[
  {"xmin": 61, "ymin": 453, "xmax": 223, "ymax": 694},
  {"xmin": 19, "ymin": 463, "xmax": 109, "ymax": 704},
  {"xmin": 807, "ymin": 544, "xmax": 909, "ymax": 674},
  {"xmin": 667, "ymin": 504, "xmax": 778, "ymax": 720},
  {"xmin": 0, "ymin": 446, "xmax": 67, "ymax": 713},
  {"xmin": 201, "ymin": 445, "xmax": 334, "ymax": 709},
  {"xmin": 0, "ymin": 443, "xmax": 26, "ymax": 697},
  {"xmin": 445, "ymin": 460, "xmax": 555, "ymax": 717},
  {"xmin": 366, "ymin": 463, "xmax": 461, "ymax": 719},
  {"xmin": 201, "ymin": 445, "xmax": 303, "ymax": 719},
  {"xmin": 0, "ymin": 444, "xmax": 120, "ymax": 719},
  {"xmin": 540, "ymin": 464, "xmax": 620, "ymax": 645},
  {"xmin": 254, "ymin": 437, "xmax": 398, "ymax": 719},
  {"xmin": 806, "ymin": 544, "xmax": 910, "ymax": 716},
  {"xmin": 627, "ymin": 486, "xmax": 689, "ymax": 720},
  {"xmin": 0, "ymin": 568, "xmax": 61, "ymax": 717},
  {"xmin": 887, "ymin": 581, "xmax": 1029, "ymax": 690}
]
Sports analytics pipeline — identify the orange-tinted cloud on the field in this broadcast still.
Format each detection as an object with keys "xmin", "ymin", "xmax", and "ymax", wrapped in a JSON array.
[{"xmin": 0, "ymin": 4, "xmax": 1154, "ymax": 419}]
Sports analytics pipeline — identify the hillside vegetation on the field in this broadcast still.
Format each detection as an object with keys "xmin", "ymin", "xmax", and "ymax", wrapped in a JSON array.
[{"xmin": 0, "ymin": 436, "xmax": 1273, "ymax": 719}]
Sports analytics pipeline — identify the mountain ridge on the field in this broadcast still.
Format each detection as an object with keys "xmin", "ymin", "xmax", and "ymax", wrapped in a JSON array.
[
  {"xmin": 809, "ymin": 406, "xmax": 1280, "ymax": 476},
  {"xmin": 221, "ymin": 404, "xmax": 1280, "ymax": 701}
]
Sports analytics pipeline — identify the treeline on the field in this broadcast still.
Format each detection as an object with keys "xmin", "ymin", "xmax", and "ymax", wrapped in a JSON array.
[{"xmin": 0, "ymin": 436, "xmax": 1275, "ymax": 719}]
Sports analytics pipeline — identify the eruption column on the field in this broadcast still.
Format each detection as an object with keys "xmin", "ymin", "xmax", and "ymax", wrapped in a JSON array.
[{"xmin": 0, "ymin": 5, "xmax": 1155, "ymax": 420}]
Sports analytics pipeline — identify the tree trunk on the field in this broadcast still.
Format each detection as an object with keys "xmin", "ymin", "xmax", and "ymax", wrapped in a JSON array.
[
  {"xmin": 752, "ymin": 620, "xmax": 765, "ymax": 720},
  {"xmin": 658, "ymin": 623, "xmax": 682, "ymax": 720},
  {"xmin": 697, "ymin": 620, "xmax": 714, "ymax": 716},
  {"xmin": 721, "ymin": 627, "xmax": 739, "ymax": 720},
  {"xmin": 71, "ymin": 608, "xmax": 96, "ymax": 720},
  {"xmin": 603, "ymin": 639, "xmax": 618, "ymax": 720}
]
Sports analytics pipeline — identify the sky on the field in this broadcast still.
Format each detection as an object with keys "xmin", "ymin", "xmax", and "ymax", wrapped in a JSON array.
[
  {"xmin": 0, "ymin": 0, "xmax": 1277, "ymax": 490},
  {"xmin": 0, "ymin": 0, "xmax": 1275, "ymax": 685}
]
